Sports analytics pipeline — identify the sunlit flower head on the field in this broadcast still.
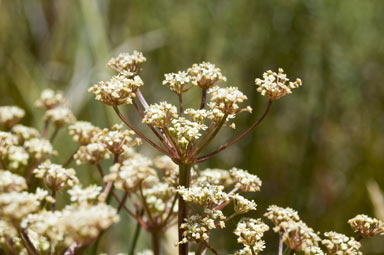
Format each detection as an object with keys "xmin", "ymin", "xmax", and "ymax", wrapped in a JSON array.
[{"xmin": 255, "ymin": 68, "xmax": 302, "ymax": 100}]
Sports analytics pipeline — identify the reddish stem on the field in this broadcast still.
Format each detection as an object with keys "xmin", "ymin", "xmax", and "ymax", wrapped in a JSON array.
[
  {"xmin": 113, "ymin": 106, "xmax": 173, "ymax": 158},
  {"xmin": 196, "ymin": 100, "xmax": 272, "ymax": 163}
]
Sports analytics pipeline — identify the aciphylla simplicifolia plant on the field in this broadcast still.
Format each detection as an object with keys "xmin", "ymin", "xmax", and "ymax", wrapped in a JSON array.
[
  {"xmin": 0, "ymin": 51, "xmax": 383, "ymax": 255},
  {"xmin": 88, "ymin": 51, "xmax": 301, "ymax": 255}
]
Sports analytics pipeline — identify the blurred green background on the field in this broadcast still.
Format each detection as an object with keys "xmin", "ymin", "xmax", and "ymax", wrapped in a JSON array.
[{"xmin": 1, "ymin": 0, "xmax": 384, "ymax": 254}]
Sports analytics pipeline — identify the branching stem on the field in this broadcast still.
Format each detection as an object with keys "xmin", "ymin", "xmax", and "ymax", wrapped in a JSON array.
[
  {"xmin": 196, "ymin": 100, "xmax": 272, "ymax": 163},
  {"xmin": 113, "ymin": 106, "xmax": 173, "ymax": 158}
]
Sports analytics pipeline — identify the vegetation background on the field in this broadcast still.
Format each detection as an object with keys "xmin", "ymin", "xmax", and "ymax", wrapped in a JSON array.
[{"xmin": 1, "ymin": 0, "xmax": 383, "ymax": 254}]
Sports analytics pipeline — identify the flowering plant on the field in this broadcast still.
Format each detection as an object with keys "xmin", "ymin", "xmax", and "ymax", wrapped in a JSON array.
[{"xmin": 0, "ymin": 51, "xmax": 382, "ymax": 255}]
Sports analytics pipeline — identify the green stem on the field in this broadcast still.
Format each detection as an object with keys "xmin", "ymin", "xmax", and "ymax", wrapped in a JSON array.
[
  {"xmin": 129, "ymin": 210, "xmax": 144, "ymax": 255},
  {"xmin": 178, "ymin": 163, "xmax": 192, "ymax": 255}
]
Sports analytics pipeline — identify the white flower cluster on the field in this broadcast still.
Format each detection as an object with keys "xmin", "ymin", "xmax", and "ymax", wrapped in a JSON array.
[
  {"xmin": 143, "ymin": 182, "xmax": 176, "ymax": 215},
  {"xmin": 44, "ymin": 106, "xmax": 76, "ymax": 128},
  {"xmin": 89, "ymin": 73, "xmax": 144, "ymax": 106},
  {"xmin": 177, "ymin": 185, "xmax": 229, "ymax": 207},
  {"xmin": 104, "ymin": 154, "xmax": 157, "ymax": 192},
  {"xmin": 322, "ymin": 231, "xmax": 362, "ymax": 255},
  {"xmin": 11, "ymin": 124, "xmax": 39, "ymax": 144},
  {"xmin": 169, "ymin": 117, "xmax": 207, "ymax": 149},
  {"xmin": 180, "ymin": 209, "xmax": 226, "ymax": 244},
  {"xmin": 142, "ymin": 102, "xmax": 178, "ymax": 128},
  {"xmin": 33, "ymin": 160, "xmax": 78, "ymax": 191},
  {"xmin": 35, "ymin": 89, "xmax": 66, "ymax": 109},
  {"xmin": 234, "ymin": 218, "xmax": 269, "ymax": 254},
  {"xmin": 24, "ymin": 138, "xmax": 56, "ymax": 161},
  {"xmin": 0, "ymin": 219, "xmax": 26, "ymax": 254},
  {"xmin": 0, "ymin": 188, "xmax": 48, "ymax": 223},
  {"xmin": 154, "ymin": 155, "xmax": 179, "ymax": 186},
  {"xmin": 230, "ymin": 168, "xmax": 262, "ymax": 192},
  {"xmin": 278, "ymin": 220, "xmax": 321, "ymax": 252},
  {"xmin": 184, "ymin": 108, "xmax": 210, "ymax": 123},
  {"xmin": 348, "ymin": 214, "xmax": 384, "ymax": 238},
  {"xmin": 0, "ymin": 106, "xmax": 25, "ymax": 129},
  {"xmin": 0, "ymin": 132, "xmax": 18, "ymax": 158},
  {"xmin": 107, "ymin": 51, "xmax": 146, "ymax": 74},
  {"xmin": 68, "ymin": 121, "xmax": 101, "ymax": 145},
  {"xmin": 68, "ymin": 184, "xmax": 103, "ymax": 204},
  {"xmin": 264, "ymin": 205, "xmax": 300, "ymax": 226},
  {"xmin": 21, "ymin": 210, "xmax": 64, "ymax": 251},
  {"xmin": 60, "ymin": 203, "xmax": 119, "ymax": 246},
  {"xmin": 197, "ymin": 168, "xmax": 233, "ymax": 187},
  {"xmin": 264, "ymin": 205, "xmax": 322, "ymax": 253},
  {"xmin": 209, "ymin": 87, "xmax": 252, "ymax": 115},
  {"xmin": 188, "ymin": 62, "xmax": 227, "ymax": 90},
  {"xmin": 231, "ymin": 194, "xmax": 257, "ymax": 214},
  {"xmin": 92, "ymin": 123, "xmax": 141, "ymax": 154},
  {"xmin": 74, "ymin": 142, "xmax": 110, "ymax": 165},
  {"xmin": 163, "ymin": 71, "xmax": 193, "ymax": 94},
  {"xmin": 5, "ymin": 145, "xmax": 29, "ymax": 170},
  {"xmin": 0, "ymin": 170, "xmax": 27, "ymax": 193},
  {"xmin": 255, "ymin": 68, "xmax": 302, "ymax": 100}
]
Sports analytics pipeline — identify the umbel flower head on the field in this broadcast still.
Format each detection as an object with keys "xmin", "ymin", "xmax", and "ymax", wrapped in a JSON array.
[
  {"xmin": 234, "ymin": 218, "xmax": 269, "ymax": 254},
  {"xmin": 33, "ymin": 160, "xmax": 79, "ymax": 191},
  {"xmin": 44, "ymin": 106, "xmax": 76, "ymax": 128},
  {"xmin": 230, "ymin": 168, "xmax": 262, "ymax": 192},
  {"xmin": 264, "ymin": 205, "xmax": 321, "ymax": 253},
  {"xmin": 162, "ymin": 71, "xmax": 193, "ymax": 94},
  {"xmin": 0, "ymin": 170, "xmax": 27, "ymax": 193},
  {"xmin": 67, "ymin": 184, "xmax": 103, "ymax": 204},
  {"xmin": 35, "ymin": 89, "xmax": 66, "ymax": 109},
  {"xmin": 255, "ymin": 68, "xmax": 302, "ymax": 100},
  {"xmin": 209, "ymin": 87, "xmax": 252, "ymax": 115},
  {"xmin": 169, "ymin": 117, "xmax": 207, "ymax": 149},
  {"xmin": 142, "ymin": 102, "xmax": 178, "ymax": 128},
  {"xmin": 21, "ymin": 210, "xmax": 65, "ymax": 252},
  {"xmin": 0, "ymin": 131, "xmax": 18, "ymax": 158},
  {"xmin": 104, "ymin": 154, "xmax": 157, "ymax": 192},
  {"xmin": 89, "ymin": 72, "xmax": 144, "ymax": 106},
  {"xmin": 188, "ymin": 62, "xmax": 226, "ymax": 90},
  {"xmin": 91, "ymin": 123, "xmax": 141, "ymax": 154},
  {"xmin": 68, "ymin": 121, "xmax": 101, "ymax": 145},
  {"xmin": 180, "ymin": 208, "xmax": 226, "ymax": 244},
  {"xmin": 107, "ymin": 51, "xmax": 146, "ymax": 75},
  {"xmin": 59, "ymin": 203, "xmax": 119, "ymax": 246},
  {"xmin": 177, "ymin": 184, "xmax": 229, "ymax": 207},
  {"xmin": 0, "ymin": 188, "xmax": 48, "ymax": 224},
  {"xmin": 5, "ymin": 145, "xmax": 29, "ymax": 170},
  {"xmin": 348, "ymin": 214, "xmax": 384, "ymax": 238},
  {"xmin": 322, "ymin": 231, "xmax": 362, "ymax": 255},
  {"xmin": 74, "ymin": 142, "xmax": 110, "ymax": 165},
  {"xmin": 24, "ymin": 138, "xmax": 56, "ymax": 161},
  {"xmin": 0, "ymin": 106, "xmax": 25, "ymax": 129},
  {"xmin": 11, "ymin": 124, "xmax": 39, "ymax": 144}
]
